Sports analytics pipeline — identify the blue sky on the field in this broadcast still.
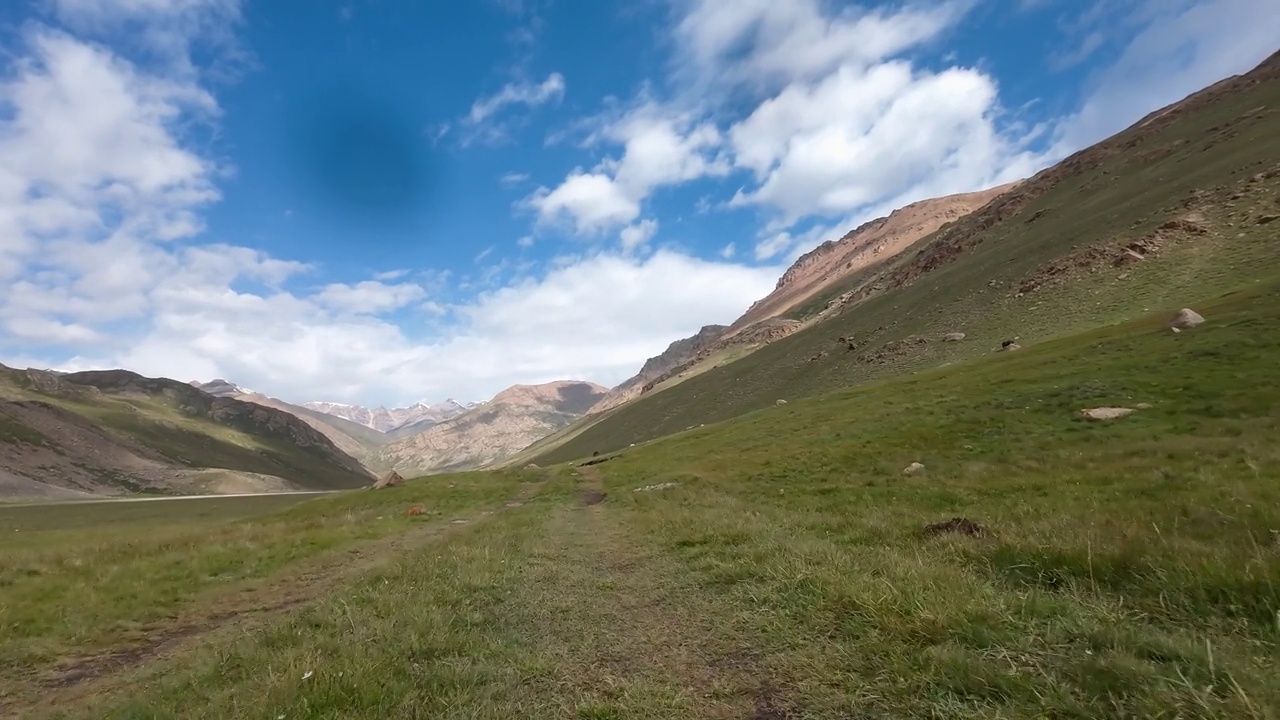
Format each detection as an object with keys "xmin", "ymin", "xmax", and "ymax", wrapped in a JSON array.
[{"xmin": 0, "ymin": 0, "xmax": 1276, "ymax": 407}]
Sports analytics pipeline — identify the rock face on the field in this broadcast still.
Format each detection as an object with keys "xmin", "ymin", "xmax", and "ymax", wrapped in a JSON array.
[
  {"xmin": 0, "ymin": 365, "xmax": 374, "ymax": 498},
  {"xmin": 1169, "ymin": 308, "xmax": 1206, "ymax": 330},
  {"xmin": 369, "ymin": 380, "xmax": 609, "ymax": 476},
  {"xmin": 589, "ymin": 325, "xmax": 727, "ymax": 414},
  {"xmin": 728, "ymin": 183, "xmax": 1017, "ymax": 331}
]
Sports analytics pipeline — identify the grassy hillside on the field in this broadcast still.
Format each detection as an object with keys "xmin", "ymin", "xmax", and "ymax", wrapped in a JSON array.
[
  {"xmin": 534, "ymin": 50, "xmax": 1280, "ymax": 466},
  {"xmin": 0, "ymin": 367, "xmax": 373, "ymax": 496},
  {"xmin": 4, "ymin": 276, "xmax": 1277, "ymax": 718},
  {"xmin": 238, "ymin": 393, "xmax": 391, "ymax": 459}
]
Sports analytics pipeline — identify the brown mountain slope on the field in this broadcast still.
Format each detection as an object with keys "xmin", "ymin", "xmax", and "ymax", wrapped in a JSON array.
[
  {"xmin": 729, "ymin": 182, "xmax": 1017, "ymax": 333},
  {"xmin": 588, "ymin": 324, "xmax": 727, "ymax": 414},
  {"xmin": 0, "ymin": 365, "xmax": 374, "ymax": 498},
  {"xmin": 584, "ymin": 185, "xmax": 1017, "ymax": 419},
  {"xmin": 368, "ymin": 380, "xmax": 608, "ymax": 476}
]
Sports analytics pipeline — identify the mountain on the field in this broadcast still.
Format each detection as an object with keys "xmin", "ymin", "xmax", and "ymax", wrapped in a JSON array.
[
  {"xmin": 368, "ymin": 380, "xmax": 608, "ymax": 476},
  {"xmin": 582, "ymin": 184, "xmax": 1016, "ymax": 420},
  {"xmin": 302, "ymin": 399, "xmax": 470, "ymax": 434},
  {"xmin": 1, "ymin": 366, "xmax": 375, "ymax": 499},
  {"xmin": 190, "ymin": 380, "xmax": 390, "ymax": 460},
  {"xmin": 729, "ymin": 182, "xmax": 1018, "ymax": 330},
  {"xmin": 588, "ymin": 324, "xmax": 728, "ymax": 414},
  {"xmin": 529, "ymin": 48, "xmax": 1280, "ymax": 466}
]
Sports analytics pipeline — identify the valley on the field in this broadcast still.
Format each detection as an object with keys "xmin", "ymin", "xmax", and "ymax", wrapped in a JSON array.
[{"xmin": 0, "ymin": 40, "xmax": 1277, "ymax": 720}]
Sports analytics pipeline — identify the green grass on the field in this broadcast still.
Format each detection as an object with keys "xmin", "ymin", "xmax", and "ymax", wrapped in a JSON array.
[
  {"xmin": 4, "ymin": 277, "xmax": 1277, "ymax": 719},
  {"xmin": 0, "ymin": 470, "xmax": 540, "ymax": 709},
  {"xmin": 534, "ymin": 58, "xmax": 1280, "ymax": 466}
]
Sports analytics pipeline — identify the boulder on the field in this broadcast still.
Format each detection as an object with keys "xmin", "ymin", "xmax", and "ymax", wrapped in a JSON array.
[
  {"xmin": 1169, "ymin": 308, "xmax": 1205, "ymax": 330},
  {"xmin": 1081, "ymin": 407, "xmax": 1134, "ymax": 421},
  {"xmin": 903, "ymin": 462, "xmax": 926, "ymax": 475},
  {"xmin": 373, "ymin": 471, "xmax": 404, "ymax": 489}
]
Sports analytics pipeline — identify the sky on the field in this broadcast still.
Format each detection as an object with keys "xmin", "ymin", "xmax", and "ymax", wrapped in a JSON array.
[{"xmin": 0, "ymin": 0, "xmax": 1276, "ymax": 408}]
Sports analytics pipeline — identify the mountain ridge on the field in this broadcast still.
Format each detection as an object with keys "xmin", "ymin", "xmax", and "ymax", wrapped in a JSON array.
[{"xmin": 1, "ymin": 365, "xmax": 374, "ymax": 498}]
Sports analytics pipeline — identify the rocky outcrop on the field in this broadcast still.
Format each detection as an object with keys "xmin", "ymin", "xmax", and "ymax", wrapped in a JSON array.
[{"xmin": 589, "ymin": 325, "xmax": 728, "ymax": 414}]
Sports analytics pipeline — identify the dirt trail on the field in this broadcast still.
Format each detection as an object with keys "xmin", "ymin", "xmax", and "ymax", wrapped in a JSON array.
[
  {"xmin": 515, "ymin": 467, "xmax": 777, "ymax": 718},
  {"xmin": 4, "ymin": 479, "xmax": 547, "ymax": 717}
]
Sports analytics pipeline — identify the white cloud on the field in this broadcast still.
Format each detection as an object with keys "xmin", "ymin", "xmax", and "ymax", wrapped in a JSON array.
[
  {"xmin": 44, "ymin": 249, "xmax": 783, "ymax": 406},
  {"xmin": 526, "ymin": 170, "xmax": 640, "ymax": 232},
  {"xmin": 727, "ymin": 61, "xmax": 1039, "ymax": 222},
  {"xmin": 753, "ymin": 232, "xmax": 793, "ymax": 261},
  {"xmin": 673, "ymin": 0, "xmax": 970, "ymax": 90},
  {"xmin": 499, "ymin": 171, "xmax": 530, "ymax": 185},
  {"xmin": 619, "ymin": 219, "xmax": 658, "ymax": 252},
  {"xmin": 720, "ymin": 242, "xmax": 735, "ymax": 259},
  {"xmin": 50, "ymin": 0, "xmax": 245, "ymax": 75},
  {"xmin": 527, "ymin": 104, "xmax": 727, "ymax": 234},
  {"xmin": 467, "ymin": 72, "xmax": 565, "ymax": 124},
  {"xmin": 313, "ymin": 281, "xmax": 427, "ymax": 316}
]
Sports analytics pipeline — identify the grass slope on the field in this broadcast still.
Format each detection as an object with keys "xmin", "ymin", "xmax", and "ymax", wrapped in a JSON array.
[
  {"xmin": 534, "ymin": 51, "xmax": 1280, "ymax": 466},
  {"xmin": 0, "ymin": 368, "xmax": 373, "ymax": 495},
  {"xmin": 3, "ymin": 277, "xmax": 1277, "ymax": 718}
]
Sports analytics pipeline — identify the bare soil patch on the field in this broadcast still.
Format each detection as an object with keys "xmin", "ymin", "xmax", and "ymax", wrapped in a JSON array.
[{"xmin": 923, "ymin": 517, "xmax": 985, "ymax": 537}]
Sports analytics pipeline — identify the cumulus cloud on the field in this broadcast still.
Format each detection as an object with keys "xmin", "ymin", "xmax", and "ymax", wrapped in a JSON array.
[
  {"xmin": 673, "ymin": 0, "xmax": 970, "ymax": 89},
  {"xmin": 619, "ymin": 219, "xmax": 658, "ymax": 252},
  {"xmin": 49, "ymin": 250, "xmax": 782, "ymax": 405},
  {"xmin": 527, "ymin": 104, "xmax": 727, "ymax": 234}
]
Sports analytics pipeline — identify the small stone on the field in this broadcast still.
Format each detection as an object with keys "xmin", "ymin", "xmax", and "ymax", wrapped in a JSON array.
[
  {"xmin": 943, "ymin": 332, "xmax": 966, "ymax": 342},
  {"xmin": 1136, "ymin": 403, "xmax": 1153, "ymax": 410},
  {"xmin": 1081, "ymin": 407, "xmax": 1135, "ymax": 421},
  {"xmin": 903, "ymin": 462, "xmax": 926, "ymax": 475},
  {"xmin": 1257, "ymin": 214, "xmax": 1279, "ymax": 225},
  {"xmin": 775, "ymin": 399, "xmax": 788, "ymax": 406}
]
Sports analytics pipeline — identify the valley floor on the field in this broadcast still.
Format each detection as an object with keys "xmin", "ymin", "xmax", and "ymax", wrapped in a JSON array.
[{"xmin": 3, "ymin": 282, "xmax": 1279, "ymax": 719}]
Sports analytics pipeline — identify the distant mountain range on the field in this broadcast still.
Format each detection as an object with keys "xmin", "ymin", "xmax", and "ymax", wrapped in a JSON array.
[
  {"xmin": 300, "ymin": 399, "xmax": 476, "ymax": 434},
  {"xmin": 191, "ymin": 378, "xmax": 608, "ymax": 479}
]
